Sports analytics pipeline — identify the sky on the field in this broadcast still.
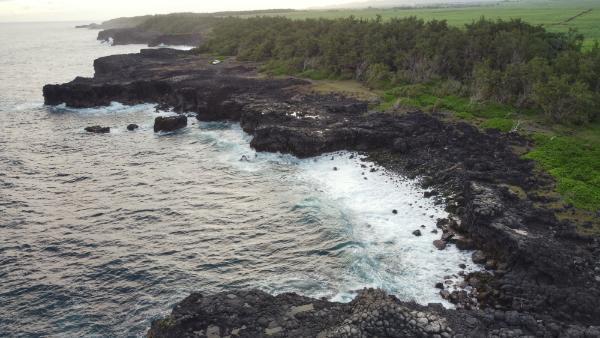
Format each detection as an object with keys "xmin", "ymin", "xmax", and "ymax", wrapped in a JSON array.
[{"xmin": 0, "ymin": 0, "xmax": 365, "ymax": 22}]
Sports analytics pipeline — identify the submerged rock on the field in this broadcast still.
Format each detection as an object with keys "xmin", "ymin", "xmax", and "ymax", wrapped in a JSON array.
[
  {"xmin": 413, "ymin": 230, "xmax": 422, "ymax": 237},
  {"xmin": 84, "ymin": 126, "xmax": 110, "ymax": 133},
  {"xmin": 154, "ymin": 115, "xmax": 187, "ymax": 133},
  {"xmin": 127, "ymin": 124, "xmax": 139, "ymax": 131}
]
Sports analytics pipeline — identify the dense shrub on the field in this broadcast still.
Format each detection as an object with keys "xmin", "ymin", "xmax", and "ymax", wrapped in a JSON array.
[{"xmin": 196, "ymin": 16, "xmax": 599, "ymax": 124}]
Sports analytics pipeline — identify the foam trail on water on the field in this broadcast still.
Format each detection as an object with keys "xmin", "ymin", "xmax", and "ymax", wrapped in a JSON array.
[
  {"xmin": 296, "ymin": 153, "xmax": 479, "ymax": 306},
  {"xmin": 194, "ymin": 123, "xmax": 480, "ymax": 307},
  {"xmin": 49, "ymin": 102, "xmax": 157, "ymax": 115}
]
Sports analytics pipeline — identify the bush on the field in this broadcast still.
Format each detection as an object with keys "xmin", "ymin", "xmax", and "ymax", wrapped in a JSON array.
[{"xmin": 533, "ymin": 76, "xmax": 597, "ymax": 124}]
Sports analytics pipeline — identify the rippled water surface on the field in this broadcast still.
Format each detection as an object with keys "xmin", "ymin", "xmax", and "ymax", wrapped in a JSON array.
[{"xmin": 0, "ymin": 23, "xmax": 478, "ymax": 337}]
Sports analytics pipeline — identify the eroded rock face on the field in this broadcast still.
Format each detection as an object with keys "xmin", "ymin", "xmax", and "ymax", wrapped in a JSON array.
[
  {"xmin": 97, "ymin": 28, "xmax": 203, "ymax": 47},
  {"xmin": 154, "ymin": 115, "xmax": 187, "ymax": 133},
  {"xmin": 147, "ymin": 288, "xmax": 600, "ymax": 338},
  {"xmin": 147, "ymin": 289, "xmax": 455, "ymax": 338},
  {"xmin": 43, "ymin": 49, "xmax": 600, "ymax": 335}
]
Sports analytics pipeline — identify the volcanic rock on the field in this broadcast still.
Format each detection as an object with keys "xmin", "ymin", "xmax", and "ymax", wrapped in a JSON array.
[
  {"xmin": 433, "ymin": 240, "xmax": 447, "ymax": 250},
  {"xmin": 84, "ymin": 126, "xmax": 110, "ymax": 133},
  {"xmin": 154, "ymin": 115, "xmax": 187, "ymax": 133}
]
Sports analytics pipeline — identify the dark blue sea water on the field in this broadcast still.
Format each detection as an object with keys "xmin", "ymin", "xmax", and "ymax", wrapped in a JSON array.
[{"xmin": 0, "ymin": 22, "xmax": 478, "ymax": 337}]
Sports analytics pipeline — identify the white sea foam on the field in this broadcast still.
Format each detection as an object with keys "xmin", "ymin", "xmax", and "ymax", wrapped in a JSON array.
[
  {"xmin": 50, "ymin": 102, "xmax": 157, "ymax": 115},
  {"xmin": 195, "ymin": 122, "xmax": 481, "ymax": 307},
  {"xmin": 155, "ymin": 45, "xmax": 196, "ymax": 51},
  {"xmin": 296, "ymin": 153, "xmax": 480, "ymax": 306}
]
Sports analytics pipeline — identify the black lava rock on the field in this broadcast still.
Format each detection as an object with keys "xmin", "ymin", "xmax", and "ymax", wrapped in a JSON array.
[
  {"xmin": 84, "ymin": 126, "xmax": 110, "ymax": 133},
  {"xmin": 154, "ymin": 115, "xmax": 187, "ymax": 133}
]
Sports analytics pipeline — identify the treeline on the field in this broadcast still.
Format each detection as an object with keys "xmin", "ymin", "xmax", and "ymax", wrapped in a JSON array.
[
  {"xmin": 198, "ymin": 16, "xmax": 600, "ymax": 124},
  {"xmin": 134, "ymin": 11, "xmax": 295, "ymax": 34}
]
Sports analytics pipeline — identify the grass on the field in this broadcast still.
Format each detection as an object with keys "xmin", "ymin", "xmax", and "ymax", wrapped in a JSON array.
[
  {"xmin": 373, "ymin": 81, "xmax": 600, "ymax": 214},
  {"xmin": 248, "ymin": 0, "xmax": 600, "ymax": 48},
  {"xmin": 309, "ymin": 80, "xmax": 381, "ymax": 101},
  {"xmin": 524, "ymin": 129, "xmax": 600, "ymax": 211}
]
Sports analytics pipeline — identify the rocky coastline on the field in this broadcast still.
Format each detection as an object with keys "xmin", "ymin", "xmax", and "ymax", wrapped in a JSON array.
[
  {"xmin": 43, "ymin": 49, "xmax": 600, "ymax": 337},
  {"xmin": 97, "ymin": 28, "xmax": 203, "ymax": 47}
]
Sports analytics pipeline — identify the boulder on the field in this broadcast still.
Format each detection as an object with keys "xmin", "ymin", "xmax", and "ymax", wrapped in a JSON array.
[
  {"xmin": 84, "ymin": 126, "xmax": 110, "ymax": 133},
  {"xmin": 392, "ymin": 138, "xmax": 409, "ymax": 153},
  {"xmin": 154, "ymin": 115, "xmax": 187, "ymax": 132},
  {"xmin": 433, "ymin": 240, "xmax": 447, "ymax": 250},
  {"xmin": 472, "ymin": 250, "xmax": 487, "ymax": 264},
  {"xmin": 455, "ymin": 237, "xmax": 475, "ymax": 250},
  {"xmin": 413, "ymin": 230, "xmax": 422, "ymax": 237},
  {"xmin": 127, "ymin": 124, "xmax": 139, "ymax": 131}
]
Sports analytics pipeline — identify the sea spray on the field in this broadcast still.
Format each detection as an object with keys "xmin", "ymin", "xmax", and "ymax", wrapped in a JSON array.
[{"xmin": 196, "ymin": 121, "xmax": 480, "ymax": 306}]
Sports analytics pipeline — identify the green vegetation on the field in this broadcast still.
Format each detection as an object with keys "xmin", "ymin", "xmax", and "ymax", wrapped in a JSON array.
[
  {"xmin": 525, "ymin": 128, "xmax": 600, "ymax": 210},
  {"xmin": 200, "ymin": 16, "xmax": 599, "ymax": 123},
  {"xmin": 97, "ymin": 15, "xmax": 154, "ymax": 29},
  {"xmin": 258, "ymin": 0, "xmax": 600, "ymax": 48}
]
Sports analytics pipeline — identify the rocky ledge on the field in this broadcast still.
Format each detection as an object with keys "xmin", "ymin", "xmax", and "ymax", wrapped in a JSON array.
[
  {"xmin": 97, "ymin": 28, "xmax": 203, "ymax": 47},
  {"xmin": 43, "ymin": 49, "xmax": 600, "ymax": 337}
]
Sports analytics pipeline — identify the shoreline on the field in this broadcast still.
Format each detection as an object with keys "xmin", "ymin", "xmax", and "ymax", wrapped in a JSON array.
[{"xmin": 43, "ymin": 48, "xmax": 600, "ymax": 337}]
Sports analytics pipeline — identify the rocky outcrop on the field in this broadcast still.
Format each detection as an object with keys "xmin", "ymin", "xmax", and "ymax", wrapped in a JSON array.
[
  {"xmin": 43, "ymin": 49, "xmax": 600, "ymax": 337},
  {"xmin": 148, "ymin": 33, "xmax": 202, "ymax": 47},
  {"xmin": 84, "ymin": 125, "xmax": 110, "ymax": 133},
  {"xmin": 97, "ymin": 28, "xmax": 202, "ymax": 47},
  {"xmin": 148, "ymin": 288, "xmax": 600, "ymax": 338},
  {"xmin": 154, "ymin": 115, "xmax": 187, "ymax": 132}
]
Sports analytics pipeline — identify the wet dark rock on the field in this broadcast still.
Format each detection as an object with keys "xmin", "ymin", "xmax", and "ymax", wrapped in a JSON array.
[
  {"xmin": 441, "ymin": 231, "xmax": 455, "ymax": 242},
  {"xmin": 154, "ymin": 115, "xmax": 187, "ymax": 133},
  {"xmin": 472, "ymin": 251, "xmax": 487, "ymax": 264},
  {"xmin": 485, "ymin": 260, "xmax": 498, "ymax": 270},
  {"xmin": 433, "ymin": 240, "xmax": 447, "ymax": 250},
  {"xmin": 454, "ymin": 237, "xmax": 475, "ymax": 250},
  {"xmin": 413, "ymin": 230, "xmax": 422, "ymax": 237},
  {"xmin": 435, "ymin": 282, "xmax": 445, "ymax": 289},
  {"xmin": 392, "ymin": 209, "xmax": 398, "ymax": 215},
  {"xmin": 424, "ymin": 190, "xmax": 439, "ymax": 198},
  {"xmin": 84, "ymin": 125, "xmax": 110, "ymax": 133},
  {"xmin": 127, "ymin": 124, "xmax": 139, "ymax": 131},
  {"xmin": 148, "ymin": 289, "xmax": 467, "ymax": 338}
]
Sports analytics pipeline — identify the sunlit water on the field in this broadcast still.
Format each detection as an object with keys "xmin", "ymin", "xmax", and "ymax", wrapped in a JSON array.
[{"xmin": 0, "ymin": 22, "xmax": 478, "ymax": 337}]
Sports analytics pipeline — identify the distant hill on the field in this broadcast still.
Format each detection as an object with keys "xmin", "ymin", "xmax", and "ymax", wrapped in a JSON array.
[{"xmin": 77, "ymin": 15, "xmax": 153, "ymax": 30}]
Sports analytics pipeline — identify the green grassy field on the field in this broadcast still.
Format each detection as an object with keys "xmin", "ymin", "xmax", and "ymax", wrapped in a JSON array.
[{"xmin": 246, "ymin": 0, "xmax": 600, "ymax": 48}]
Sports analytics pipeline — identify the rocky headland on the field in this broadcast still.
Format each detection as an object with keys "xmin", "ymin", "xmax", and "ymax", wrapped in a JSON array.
[
  {"xmin": 43, "ymin": 49, "xmax": 600, "ymax": 337},
  {"xmin": 97, "ymin": 28, "xmax": 203, "ymax": 47}
]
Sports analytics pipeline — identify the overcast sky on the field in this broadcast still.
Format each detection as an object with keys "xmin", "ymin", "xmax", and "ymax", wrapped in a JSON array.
[{"xmin": 0, "ymin": 0, "xmax": 372, "ymax": 22}]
